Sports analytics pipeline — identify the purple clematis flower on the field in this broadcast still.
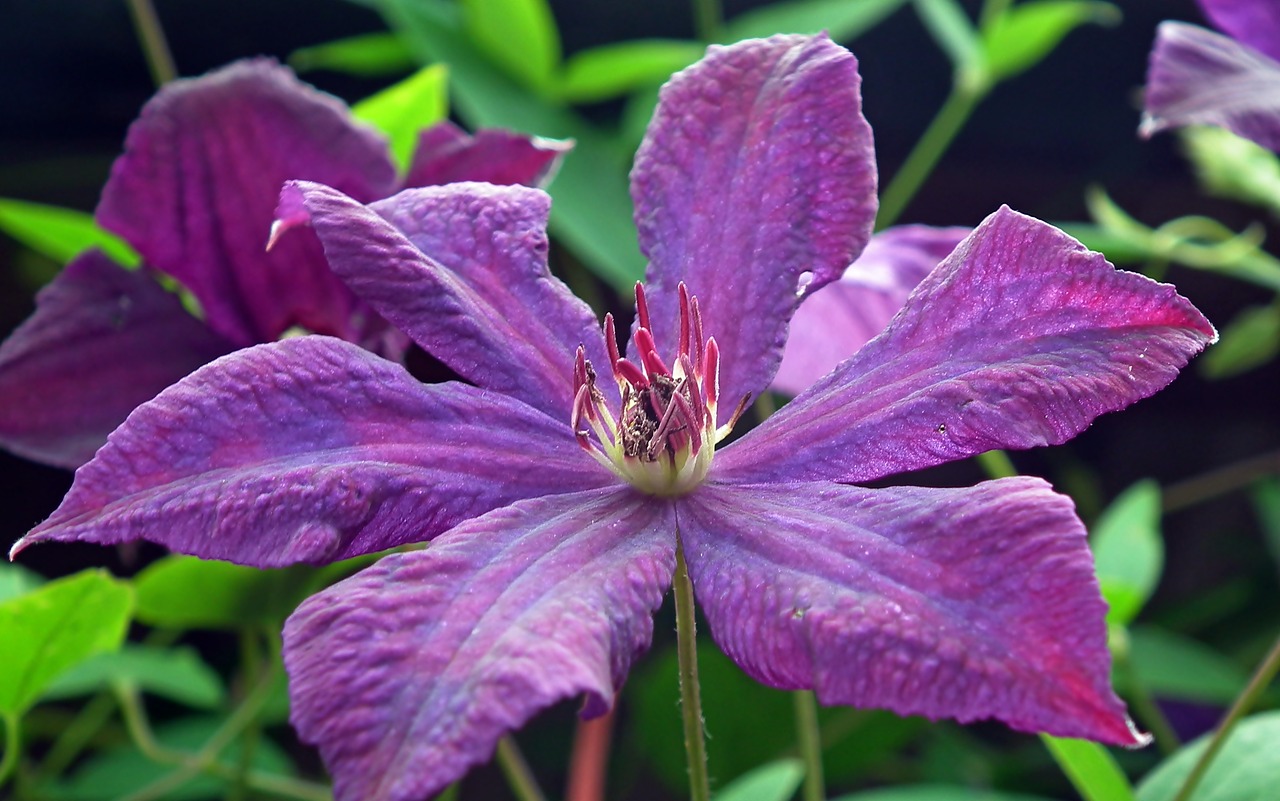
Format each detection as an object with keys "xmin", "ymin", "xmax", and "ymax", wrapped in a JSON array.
[
  {"xmin": 1141, "ymin": 0, "xmax": 1280, "ymax": 150},
  {"xmin": 773, "ymin": 224, "xmax": 969, "ymax": 395},
  {"xmin": 0, "ymin": 58, "xmax": 568, "ymax": 468},
  {"xmin": 12, "ymin": 35, "xmax": 1216, "ymax": 801}
]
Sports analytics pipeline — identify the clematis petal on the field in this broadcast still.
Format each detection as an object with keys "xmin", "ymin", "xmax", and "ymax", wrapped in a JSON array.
[
  {"xmin": 282, "ymin": 180, "xmax": 612, "ymax": 420},
  {"xmin": 97, "ymin": 58, "xmax": 399, "ymax": 346},
  {"xmin": 1198, "ymin": 0, "xmax": 1280, "ymax": 62},
  {"xmin": 679, "ymin": 479, "xmax": 1144, "ymax": 744},
  {"xmin": 717, "ymin": 207, "xmax": 1215, "ymax": 485},
  {"xmin": 12, "ymin": 336, "xmax": 610, "ymax": 567},
  {"xmin": 772, "ymin": 226, "xmax": 969, "ymax": 395},
  {"xmin": 404, "ymin": 121, "xmax": 572, "ymax": 188},
  {"xmin": 1140, "ymin": 21, "xmax": 1280, "ymax": 151},
  {"xmin": 284, "ymin": 487, "xmax": 676, "ymax": 801},
  {"xmin": 631, "ymin": 33, "xmax": 876, "ymax": 420},
  {"xmin": 0, "ymin": 251, "xmax": 234, "ymax": 468}
]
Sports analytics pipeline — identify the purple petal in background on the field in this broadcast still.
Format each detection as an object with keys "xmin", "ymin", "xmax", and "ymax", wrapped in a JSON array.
[
  {"xmin": 1198, "ymin": 0, "xmax": 1280, "ymax": 62},
  {"xmin": 0, "ymin": 251, "xmax": 234, "ymax": 468},
  {"xmin": 772, "ymin": 226, "xmax": 969, "ymax": 395},
  {"xmin": 1141, "ymin": 21, "xmax": 1280, "ymax": 151},
  {"xmin": 13, "ymin": 336, "xmax": 610, "ymax": 567},
  {"xmin": 285, "ymin": 180, "xmax": 612, "ymax": 421},
  {"xmin": 284, "ymin": 487, "xmax": 676, "ymax": 801},
  {"xmin": 97, "ymin": 59, "xmax": 399, "ymax": 346},
  {"xmin": 680, "ymin": 479, "xmax": 1144, "ymax": 744},
  {"xmin": 405, "ymin": 121, "xmax": 571, "ymax": 188},
  {"xmin": 631, "ymin": 34, "xmax": 877, "ymax": 419},
  {"xmin": 717, "ymin": 207, "xmax": 1215, "ymax": 485}
]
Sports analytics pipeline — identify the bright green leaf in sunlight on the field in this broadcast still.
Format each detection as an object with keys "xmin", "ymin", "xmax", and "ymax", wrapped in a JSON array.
[
  {"xmin": 0, "ymin": 570, "xmax": 132, "ymax": 716},
  {"xmin": 42, "ymin": 644, "xmax": 226, "ymax": 710},
  {"xmin": 289, "ymin": 31, "xmax": 416, "ymax": 77},
  {"xmin": 723, "ymin": 0, "xmax": 908, "ymax": 43},
  {"xmin": 981, "ymin": 1, "xmax": 1120, "ymax": 82},
  {"xmin": 557, "ymin": 40, "xmax": 704, "ymax": 104},
  {"xmin": 1198, "ymin": 304, "xmax": 1280, "ymax": 379},
  {"xmin": 1137, "ymin": 711, "xmax": 1280, "ymax": 801},
  {"xmin": 1090, "ymin": 479, "xmax": 1163, "ymax": 627},
  {"xmin": 1181, "ymin": 125, "xmax": 1280, "ymax": 219},
  {"xmin": 460, "ymin": 0, "xmax": 561, "ymax": 94},
  {"xmin": 0, "ymin": 563, "xmax": 43, "ymax": 603},
  {"xmin": 1041, "ymin": 734, "xmax": 1136, "ymax": 801},
  {"xmin": 352, "ymin": 64, "xmax": 449, "ymax": 173},
  {"xmin": 714, "ymin": 759, "xmax": 804, "ymax": 801},
  {"xmin": 0, "ymin": 198, "xmax": 138, "ymax": 269},
  {"xmin": 832, "ymin": 784, "xmax": 1058, "ymax": 801},
  {"xmin": 1127, "ymin": 627, "xmax": 1249, "ymax": 705},
  {"xmin": 134, "ymin": 555, "xmax": 313, "ymax": 630}
]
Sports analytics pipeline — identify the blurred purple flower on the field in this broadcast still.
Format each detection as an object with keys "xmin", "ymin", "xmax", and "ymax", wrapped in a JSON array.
[
  {"xmin": 0, "ymin": 59, "xmax": 568, "ymax": 468},
  {"xmin": 1141, "ymin": 0, "xmax": 1280, "ymax": 150},
  {"xmin": 13, "ymin": 35, "xmax": 1216, "ymax": 801}
]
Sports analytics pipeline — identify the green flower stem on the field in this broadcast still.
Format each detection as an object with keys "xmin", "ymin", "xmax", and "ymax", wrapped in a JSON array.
[
  {"xmin": 33, "ymin": 691, "xmax": 119, "ymax": 783},
  {"xmin": 793, "ymin": 691, "xmax": 825, "ymax": 801},
  {"xmin": 0, "ymin": 712, "xmax": 19, "ymax": 790},
  {"xmin": 976, "ymin": 449, "xmax": 1017, "ymax": 480},
  {"xmin": 876, "ymin": 82, "xmax": 984, "ymax": 231},
  {"xmin": 1171, "ymin": 631, "xmax": 1280, "ymax": 801},
  {"xmin": 495, "ymin": 736, "xmax": 547, "ymax": 801},
  {"xmin": 125, "ymin": 0, "xmax": 177, "ymax": 86},
  {"xmin": 691, "ymin": 0, "xmax": 724, "ymax": 42},
  {"xmin": 674, "ymin": 533, "xmax": 712, "ymax": 801},
  {"xmin": 1162, "ymin": 449, "xmax": 1280, "ymax": 513}
]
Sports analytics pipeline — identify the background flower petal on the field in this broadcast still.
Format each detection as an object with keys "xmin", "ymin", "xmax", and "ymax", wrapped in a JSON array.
[
  {"xmin": 630, "ymin": 34, "xmax": 877, "ymax": 421},
  {"xmin": 680, "ymin": 478, "xmax": 1144, "ymax": 744},
  {"xmin": 772, "ymin": 225, "xmax": 969, "ymax": 395},
  {"xmin": 96, "ymin": 58, "xmax": 400, "ymax": 347},
  {"xmin": 12, "ymin": 336, "xmax": 610, "ymax": 566},
  {"xmin": 405, "ymin": 120, "xmax": 572, "ymax": 188},
  {"xmin": 288, "ymin": 180, "xmax": 613, "ymax": 420},
  {"xmin": 1198, "ymin": 0, "xmax": 1280, "ymax": 62},
  {"xmin": 717, "ymin": 207, "xmax": 1216, "ymax": 485},
  {"xmin": 284, "ymin": 487, "xmax": 676, "ymax": 801},
  {"xmin": 0, "ymin": 251, "xmax": 233, "ymax": 468},
  {"xmin": 1140, "ymin": 21, "xmax": 1280, "ymax": 151}
]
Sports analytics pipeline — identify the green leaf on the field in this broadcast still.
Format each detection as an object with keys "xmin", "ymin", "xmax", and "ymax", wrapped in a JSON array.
[
  {"xmin": 1181, "ymin": 125, "xmax": 1280, "ymax": 218},
  {"xmin": 1127, "ymin": 626, "xmax": 1248, "ymax": 705},
  {"xmin": 715, "ymin": 759, "xmax": 804, "ymax": 801},
  {"xmin": 0, "ymin": 563, "xmax": 43, "ymax": 603},
  {"xmin": 913, "ymin": 0, "xmax": 984, "ymax": 82},
  {"xmin": 460, "ymin": 0, "xmax": 561, "ymax": 93},
  {"xmin": 352, "ymin": 64, "xmax": 450, "ymax": 172},
  {"xmin": 981, "ymin": 1, "xmax": 1120, "ymax": 82},
  {"xmin": 1041, "ymin": 735, "xmax": 1136, "ymax": 801},
  {"xmin": 556, "ymin": 40, "xmax": 704, "ymax": 104},
  {"xmin": 832, "ymin": 785, "xmax": 1058, "ymax": 801},
  {"xmin": 0, "ymin": 198, "xmax": 138, "ymax": 269},
  {"xmin": 1055, "ymin": 222, "xmax": 1155, "ymax": 264},
  {"xmin": 1136, "ymin": 711, "xmax": 1280, "ymax": 801},
  {"xmin": 42, "ymin": 645, "xmax": 225, "ymax": 709},
  {"xmin": 289, "ymin": 31, "xmax": 416, "ymax": 76},
  {"xmin": 1251, "ymin": 477, "xmax": 1280, "ymax": 572},
  {"xmin": 1090, "ymin": 479, "xmax": 1163, "ymax": 627},
  {"xmin": 134, "ymin": 556, "xmax": 314, "ymax": 630},
  {"xmin": 0, "ymin": 570, "xmax": 133, "ymax": 715},
  {"xmin": 724, "ymin": 0, "xmax": 908, "ymax": 43},
  {"xmin": 1198, "ymin": 304, "xmax": 1280, "ymax": 379}
]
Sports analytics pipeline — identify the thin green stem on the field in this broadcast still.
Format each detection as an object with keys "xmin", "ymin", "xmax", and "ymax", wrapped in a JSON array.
[
  {"xmin": 33, "ymin": 691, "xmax": 119, "ymax": 782},
  {"xmin": 876, "ymin": 85, "xmax": 984, "ymax": 230},
  {"xmin": 976, "ymin": 449, "xmax": 1017, "ymax": 480},
  {"xmin": 1163, "ymin": 450, "xmax": 1280, "ymax": 513},
  {"xmin": 1171, "ymin": 632, "xmax": 1280, "ymax": 801},
  {"xmin": 674, "ymin": 534, "xmax": 711, "ymax": 801},
  {"xmin": 125, "ymin": 0, "xmax": 177, "ymax": 86},
  {"xmin": 691, "ymin": 0, "xmax": 723, "ymax": 42},
  {"xmin": 0, "ymin": 713, "xmax": 19, "ymax": 790},
  {"xmin": 495, "ymin": 736, "xmax": 547, "ymax": 801},
  {"xmin": 793, "ymin": 691, "xmax": 825, "ymax": 801}
]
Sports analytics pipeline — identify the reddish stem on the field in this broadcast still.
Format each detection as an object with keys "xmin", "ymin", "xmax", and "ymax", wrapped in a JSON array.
[{"xmin": 565, "ymin": 707, "xmax": 616, "ymax": 801}]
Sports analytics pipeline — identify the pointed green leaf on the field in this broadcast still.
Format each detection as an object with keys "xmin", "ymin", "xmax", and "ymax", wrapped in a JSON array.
[
  {"xmin": 352, "ymin": 64, "xmax": 450, "ymax": 172},
  {"xmin": 914, "ymin": 0, "xmax": 984, "ymax": 79},
  {"xmin": 1180, "ymin": 125, "xmax": 1280, "ymax": 218},
  {"xmin": 289, "ymin": 31, "xmax": 416, "ymax": 77},
  {"xmin": 0, "ymin": 563, "xmax": 43, "ymax": 603},
  {"xmin": 1137, "ymin": 711, "xmax": 1280, "ymax": 801},
  {"xmin": 557, "ymin": 40, "xmax": 704, "ymax": 103},
  {"xmin": 460, "ymin": 0, "xmax": 561, "ymax": 93},
  {"xmin": 134, "ymin": 555, "xmax": 313, "ymax": 630},
  {"xmin": 724, "ymin": 0, "xmax": 908, "ymax": 43},
  {"xmin": 42, "ymin": 644, "xmax": 226, "ymax": 709},
  {"xmin": 1127, "ymin": 627, "xmax": 1249, "ymax": 705},
  {"xmin": 981, "ymin": 2, "xmax": 1120, "ymax": 82},
  {"xmin": 0, "ymin": 199, "xmax": 138, "ymax": 269},
  {"xmin": 1041, "ymin": 735, "xmax": 1136, "ymax": 801},
  {"xmin": 0, "ymin": 570, "xmax": 133, "ymax": 715},
  {"xmin": 1198, "ymin": 304, "xmax": 1280, "ymax": 379},
  {"xmin": 1091, "ymin": 480, "xmax": 1163, "ymax": 626},
  {"xmin": 832, "ymin": 785, "xmax": 1058, "ymax": 801},
  {"xmin": 715, "ymin": 759, "xmax": 804, "ymax": 801}
]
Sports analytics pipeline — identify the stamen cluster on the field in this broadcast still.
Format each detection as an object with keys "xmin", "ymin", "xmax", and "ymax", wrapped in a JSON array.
[{"xmin": 572, "ymin": 283, "xmax": 742, "ymax": 496}]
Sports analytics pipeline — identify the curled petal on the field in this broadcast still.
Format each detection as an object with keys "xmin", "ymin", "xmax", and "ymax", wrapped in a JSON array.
[
  {"xmin": 1141, "ymin": 21, "xmax": 1280, "ymax": 151},
  {"xmin": 717, "ymin": 207, "xmax": 1215, "ymax": 485},
  {"xmin": 631, "ymin": 34, "xmax": 877, "ymax": 421},
  {"xmin": 1198, "ymin": 0, "xmax": 1280, "ymax": 62},
  {"xmin": 679, "ymin": 479, "xmax": 1145, "ymax": 744},
  {"xmin": 0, "ymin": 251, "xmax": 233, "ymax": 468},
  {"xmin": 284, "ymin": 487, "xmax": 676, "ymax": 801},
  {"xmin": 405, "ymin": 121, "xmax": 572, "ymax": 188},
  {"xmin": 13, "ymin": 337, "xmax": 610, "ymax": 567},
  {"xmin": 97, "ymin": 58, "xmax": 399, "ymax": 346}
]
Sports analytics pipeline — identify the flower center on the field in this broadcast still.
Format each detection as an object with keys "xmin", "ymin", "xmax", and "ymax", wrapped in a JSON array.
[{"xmin": 572, "ymin": 282, "xmax": 747, "ymax": 497}]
